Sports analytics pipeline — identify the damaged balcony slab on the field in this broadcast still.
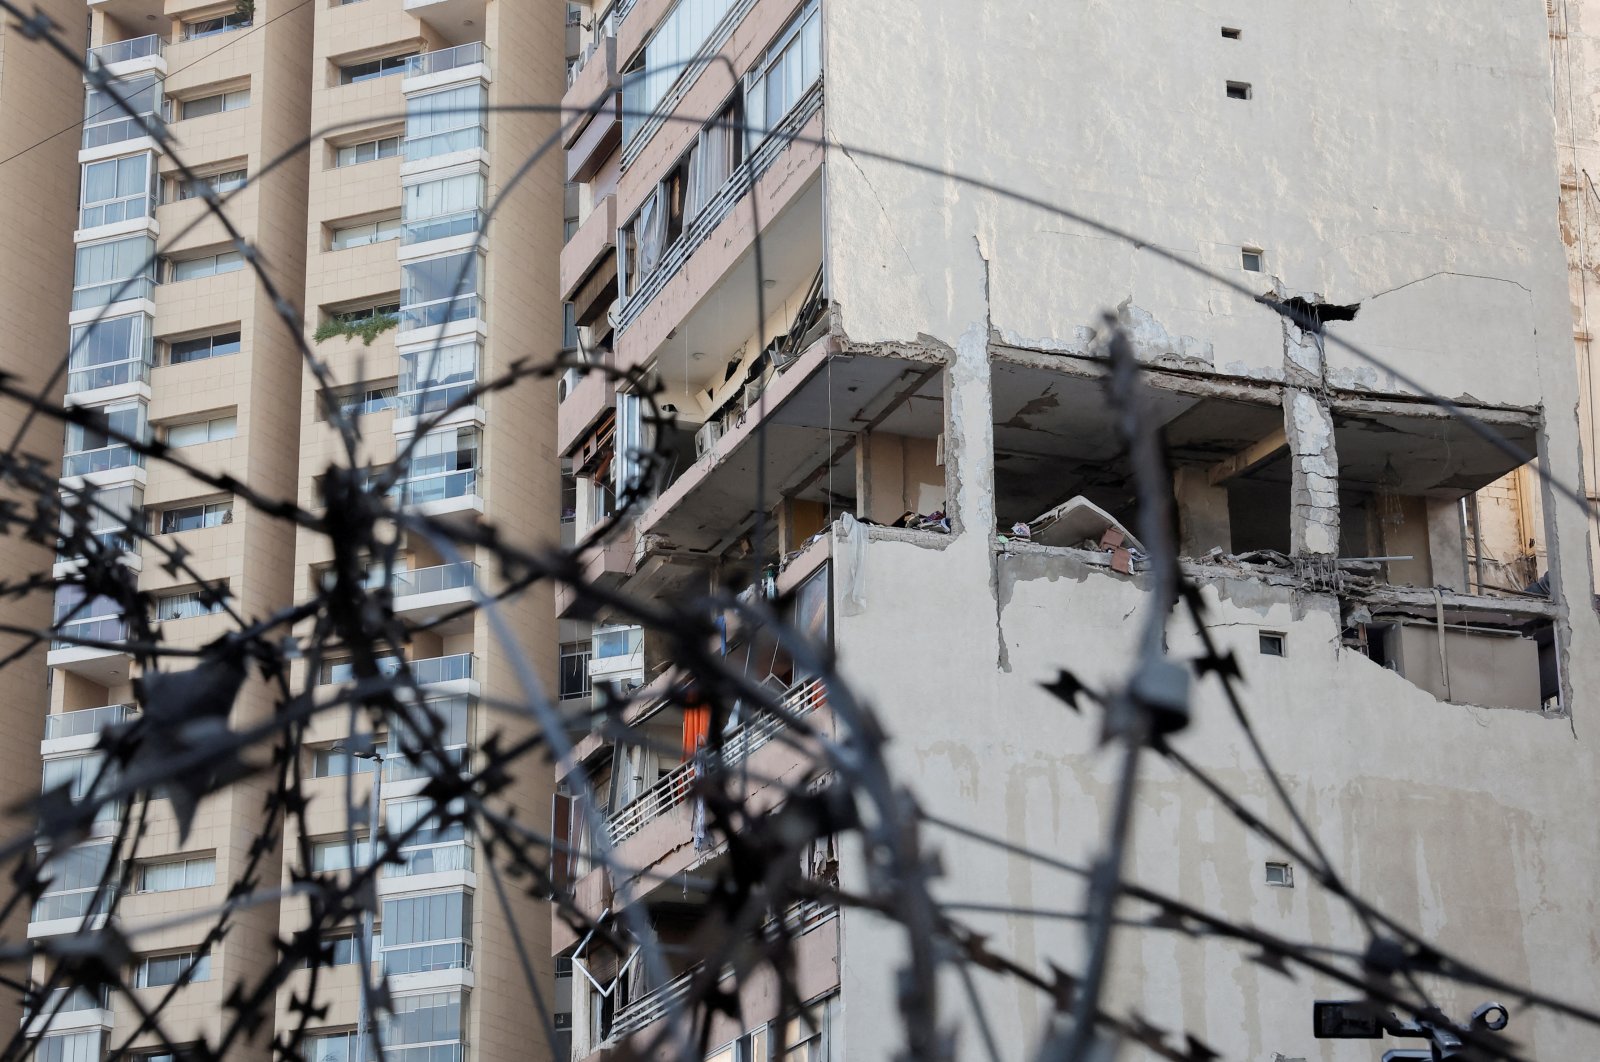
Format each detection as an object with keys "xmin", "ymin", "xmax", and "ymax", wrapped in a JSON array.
[{"xmin": 636, "ymin": 338, "xmax": 948, "ymax": 553}]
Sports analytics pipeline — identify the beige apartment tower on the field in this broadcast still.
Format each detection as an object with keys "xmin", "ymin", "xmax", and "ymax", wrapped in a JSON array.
[{"xmin": 23, "ymin": 0, "xmax": 569, "ymax": 1060}]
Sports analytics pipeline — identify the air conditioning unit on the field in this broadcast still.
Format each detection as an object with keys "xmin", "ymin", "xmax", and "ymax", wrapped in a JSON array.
[{"xmin": 694, "ymin": 420, "xmax": 721, "ymax": 459}]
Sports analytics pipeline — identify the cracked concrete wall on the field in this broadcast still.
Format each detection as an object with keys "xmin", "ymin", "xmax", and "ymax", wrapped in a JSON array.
[
  {"xmin": 1284, "ymin": 390, "xmax": 1340, "ymax": 557},
  {"xmin": 818, "ymin": 0, "xmax": 1600, "ymax": 1058}
]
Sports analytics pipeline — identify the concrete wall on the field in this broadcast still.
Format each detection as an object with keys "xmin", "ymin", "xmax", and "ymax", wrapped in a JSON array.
[{"xmin": 819, "ymin": 1, "xmax": 1600, "ymax": 1058}]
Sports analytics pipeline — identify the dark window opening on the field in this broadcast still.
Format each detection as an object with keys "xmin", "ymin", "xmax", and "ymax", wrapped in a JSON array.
[
  {"xmin": 1227, "ymin": 81, "xmax": 1252, "ymax": 100},
  {"xmin": 1258, "ymin": 631, "xmax": 1285, "ymax": 657}
]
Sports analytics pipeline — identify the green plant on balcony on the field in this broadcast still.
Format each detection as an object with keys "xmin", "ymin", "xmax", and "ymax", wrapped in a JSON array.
[
  {"xmin": 314, "ymin": 312, "xmax": 399, "ymax": 346},
  {"xmin": 235, "ymin": 0, "xmax": 256, "ymax": 21}
]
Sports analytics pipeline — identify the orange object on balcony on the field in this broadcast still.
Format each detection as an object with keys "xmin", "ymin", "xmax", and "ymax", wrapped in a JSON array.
[{"xmin": 681, "ymin": 705, "xmax": 710, "ymax": 761}]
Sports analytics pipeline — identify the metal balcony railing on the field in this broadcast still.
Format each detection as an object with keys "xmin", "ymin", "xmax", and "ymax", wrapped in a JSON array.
[
  {"xmin": 605, "ymin": 676, "xmax": 826, "ymax": 846},
  {"xmin": 44, "ymin": 704, "xmax": 135, "ymax": 741},
  {"xmin": 87, "ymin": 34, "xmax": 164, "ymax": 69},
  {"xmin": 393, "ymin": 562, "xmax": 477, "ymax": 598},
  {"xmin": 403, "ymin": 42, "xmax": 487, "ymax": 78}
]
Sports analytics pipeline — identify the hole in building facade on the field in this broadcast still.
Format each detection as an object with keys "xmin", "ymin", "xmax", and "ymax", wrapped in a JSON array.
[
  {"xmin": 1227, "ymin": 81, "xmax": 1252, "ymax": 100},
  {"xmin": 1221, "ymin": 27, "xmax": 1242, "ymax": 39}
]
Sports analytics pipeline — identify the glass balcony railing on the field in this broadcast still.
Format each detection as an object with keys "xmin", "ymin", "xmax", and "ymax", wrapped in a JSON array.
[
  {"xmin": 82, "ymin": 114, "xmax": 164, "ymax": 151},
  {"xmin": 68, "ymin": 357, "xmax": 151, "ymax": 395},
  {"xmin": 403, "ymin": 125, "xmax": 486, "ymax": 163},
  {"xmin": 34, "ymin": 985, "xmax": 111, "ymax": 1020},
  {"xmin": 394, "ymin": 381, "xmax": 476, "ymax": 418},
  {"xmin": 382, "ymin": 840, "xmax": 474, "ymax": 878},
  {"xmin": 402, "ymin": 209, "xmax": 482, "ymax": 246},
  {"xmin": 403, "ymin": 42, "xmax": 487, "ymax": 78},
  {"xmin": 87, "ymin": 35, "xmax": 165, "ymax": 69},
  {"xmin": 381, "ymin": 939, "xmax": 472, "ymax": 976},
  {"xmin": 410, "ymin": 653, "xmax": 475, "ymax": 685},
  {"xmin": 63, "ymin": 444, "xmax": 145, "ymax": 478},
  {"xmin": 399, "ymin": 295, "xmax": 481, "ymax": 331},
  {"xmin": 56, "ymin": 528, "xmax": 137, "ymax": 564},
  {"xmin": 400, "ymin": 468, "xmax": 478, "ymax": 506},
  {"xmin": 51, "ymin": 616, "xmax": 129, "ymax": 652},
  {"xmin": 71, "ymin": 276, "xmax": 158, "ymax": 312},
  {"xmin": 44, "ymin": 704, "xmax": 135, "ymax": 741},
  {"xmin": 384, "ymin": 744, "xmax": 468, "ymax": 782},
  {"xmin": 32, "ymin": 888, "xmax": 112, "ymax": 923},
  {"xmin": 393, "ymin": 562, "xmax": 476, "ymax": 598}
]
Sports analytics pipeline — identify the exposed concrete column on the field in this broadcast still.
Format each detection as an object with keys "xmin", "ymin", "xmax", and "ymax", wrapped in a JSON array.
[
  {"xmin": 1284, "ymin": 389, "xmax": 1340, "ymax": 557},
  {"xmin": 1173, "ymin": 466, "xmax": 1231, "ymax": 556}
]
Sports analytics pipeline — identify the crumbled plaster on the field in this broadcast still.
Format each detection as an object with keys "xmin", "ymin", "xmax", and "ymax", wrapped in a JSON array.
[
  {"xmin": 1116, "ymin": 299, "xmax": 1216, "ymax": 369},
  {"xmin": 1285, "ymin": 389, "xmax": 1341, "ymax": 557}
]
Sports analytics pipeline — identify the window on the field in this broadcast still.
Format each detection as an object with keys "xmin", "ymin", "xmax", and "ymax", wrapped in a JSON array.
[
  {"xmin": 386, "ymin": 696, "xmax": 472, "ymax": 780},
  {"xmin": 179, "ymin": 88, "xmax": 250, "ymax": 120},
  {"xmin": 400, "ymin": 426, "xmax": 480, "ymax": 505},
  {"xmin": 175, "ymin": 167, "xmax": 247, "ymax": 202},
  {"xmin": 73, "ymin": 234, "xmax": 157, "ymax": 309},
  {"xmin": 336, "ymin": 134, "xmax": 401, "ymax": 167},
  {"xmin": 1226, "ymin": 81, "xmax": 1252, "ymax": 100},
  {"xmin": 36, "ymin": 1032, "xmax": 101, "ymax": 1062},
  {"xmin": 402, "ymin": 172, "xmax": 484, "ymax": 245},
  {"xmin": 381, "ymin": 990, "xmax": 466, "ymax": 1061},
  {"xmin": 1241, "ymin": 248, "xmax": 1263, "ymax": 272},
  {"xmin": 33, "ymin": 842, "xmax": 115, "ymax": 922},
  {"xmin": 328, "ymin": 385, "xmax": 398, "ymax": 419},
  {"xmin": 167, "ymin": 413, "xmax": 237, "ymax": 447},
  {"xmin": 401, "ymin": 251, "xmax": 482, "ymax": 329},
  {"xmin": 81, "ymin": 153, "xmax": 155, "ymax": 229},
  {"xmin": 386, "ymin": 796, "xmax": 470, "ymax": 876},
  {"xmin": 135, "ymin": 950, "xmax": 211, "ymax": 988},
  {"xmin": 340, "ymin": 53, "xmax": 415, "ymax": 84},
  {"xmin": 1265, "ymin": 861, "xmax": 1294, "ymax": 887},
  {"xmin": 152, "ymin": 589, "xmax": 225, "ymax": 622},
  {"xmin": 744, "ymin": 0, "xmax": 821, "ymax": 150},
  {"xmin": 137, "ymin": 854, "xmax": 216, "ymax": 892},
  {"xmin": 311, "ymin": 836, "xmax": 371, "ymax": 872},
  {"xmin": 397, "ymin": 342, "xmax": 478, "ymax": 417},
  {"xmin": 1222, "ymin": 26, "xmax": 1242, "ymax": 38},
  {"xmin": 561, "ymin": 473, "xmax": 577, "ymax": 523},
  {"xmin": 306, "ymin": 1031, "xmax": 360, "ymax": 1062},
  {"xmin": 772, "ymin": 998, "xmax": 833, "ymax": 1061},
  {"xmin": 168, "ymin": 250, "xmax": 244, "ymax": 282},
  {"xmin": 168, "ymin": 330, "xmax": 241, "ymax": 364},
  {"xmin": 405, "ymin": 84, "xmax": 487, "ymax": 160},
  {"xmin": 330, "ymin": 215, "xmax": 402, "ymax": 250},
  {"xmin": 68, "ymin": 314, "xmax": 153, "ymax": 393},
  {"xmin": 57, "ymin": 484, "xmax": 142, "ymax": 559},
  {"xmin": 592, "ymin": 625, "xmax": 641, "ymax": 661},
  {"xmin": 380, "ymin": 890, "xmax": 472, "ymax": 975},
  {"xmin": 157, "ymin": 499, "xmax": 232, "ymax": 534},
  {"xmin": 559, "ymin": 641, "xmax": 591, "ymax": 700},
  {"xmin": 311, "ymin": 744, "xmax": 380, "ymax": 778},
  {"xmin": 300, "ymin": 931, "xmax": 362, "ymax": 969},
  {"xmin": 622, "ymin": 0, "xmax": 739, "ymax": 144},
  {"xmin": 40, "ymin": 754, "xmax": 121, "ymax": 828},
  {"xmin": 63, "ymin": 399, "xmax": 147, "ymax": 476},
  {"xmin": 182, "ymin": 12, "xmax": 250, "ymax": 39},
  {"xmin": 83, "ymin": 74, "xmax": 160, "ymax": 150},
  {"xmin": 1258, "ymin": 631, "xmax": 1285, "ymax": 657}
]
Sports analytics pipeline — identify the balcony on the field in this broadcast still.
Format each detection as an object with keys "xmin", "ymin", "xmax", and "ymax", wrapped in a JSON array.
[
  {"xmin": 392, "ymin": 562, "xmax": 478, "ymax": 630},
  {"xmin": 402, "ymin": 41, "xmax": 490, "ymax": 92},
  {"xmin": 605, "ymin": 676, "xmax": 826, "ymax": 846},
  {"xmin": 24, "ymin": 986, "xmax": 114, "ymax": 1038},
  {"xmin": 560, "ymin": 193, "xmax": 616, "ymax": 303},
  {"xmin": 404, "ymin": 0, "xmax": 488, "ymax": 43},
  {"xmin": 67, "ymin": 355, "xmax": 151, "ymax": 396},
  {"xmin": 71, "ymin": 275, "xmax": 158, "ymax": 314},
  {"xmin": 399, "ymin": 295, "xmax": 481, "ymax": 332},
  {"xmin": 42, "ymin": 704, "xmax": 136, "ymax": 753},
  {"xmin": 86, "ymin": 34, "xmax": 165, "ymax": 77},
  {"xmin": 320, "ymin": 653, "xmax": 476, "ymax": 691},
  {"xmin": 47, "ymin": 616, "xmax": 132, "ymax": 685},
  {"xmin": 382, "ymin": 938, "xmax": 472, "ymax": 976},
  {"xmin": 62, "ymin": 442, "xmax": 146, "ymax": 481},
  {"xmin": 399, "ymin": 468, "xmax": 482, "ymax": 520},
  {"xmin": 382, "ymin": 839, "xmax": 474, "ymax": 878}
]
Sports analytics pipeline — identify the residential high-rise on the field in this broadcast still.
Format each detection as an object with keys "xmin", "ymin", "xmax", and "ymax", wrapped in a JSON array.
[
  {"xmin": 277, "ymin": 2, "xmax": 565, "ymax": 1061},
  {"xmin": 555, "ymin": 1, "xmax": 1600, "ymax": 1059},
  {"xmin": 26, "ymin": 1, "xmax": 568, "ymax": 1059},
  {"xmin": 0, "ymin": 0, "xmax": 86, "ymax": 1033}
]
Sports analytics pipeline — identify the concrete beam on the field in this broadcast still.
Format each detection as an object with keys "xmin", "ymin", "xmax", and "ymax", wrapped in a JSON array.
[{"xmin": 1206, "ymin": 427, "xmax": 1289, "ymax": 487}]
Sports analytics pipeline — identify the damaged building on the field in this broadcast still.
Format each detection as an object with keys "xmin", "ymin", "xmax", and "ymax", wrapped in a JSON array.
[{"xmin": 554, "ymin": 0, "xmax": 1600, "ymax": 1059}]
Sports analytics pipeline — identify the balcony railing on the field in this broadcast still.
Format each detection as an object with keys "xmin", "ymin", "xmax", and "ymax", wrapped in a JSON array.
[
  {"xmin": 382, "ymin": 840, "xmax": 474, "ymax": 877},
  {"xmin": 399, "ymin": 293, "xmax": 481, "ymax": 331},
  {"xmin": 381, "ymin": 939, "xmax": 472, "ymax": 976},
  {"xmin": 402, "ymin": 209, "xmax": 482, "ymax": 246},
  {"xmin": 87, "ymin": 35, "xmax": 164, "ymax": 70},
  {"xmin": 410, "ymin": 653, "xmax": 475, "ymax": 686},
  {"xmin": 81, "ymin": 114, "xmax": 164, "ymax": 151},
  {"xmin": 395, "ymin": 381, "xmax": 476, "ymax": 418},
  {"xmin": 400, "ymin": 468, "xmax": 479, "ymax": 506},
  {"xmin": 567, "ymin": 3, "xmax": 620, "ymax": 87},
  {"xmin": 605, "ymin": 676, "xmax": 826, "ymax": 846},
  {"xmin": 71, "ymin": 276, "xmax": 158, "ymax": 312},
  {"xmin": 385, "ymin": 744, "xmax": 467, "ymax": 782},
  {"xmin": 393, "ymin": 562, "xmax": 477, "ymax": 598},
  {"xmin": 403, "ymin": 124, "xmax": 486, "ymax": 163},
  {"xmin": 63, "ymin": 443, "xmax": 145, "ymax": 478},
  {"xmin": 33, "ymin": 985, "xmax": 111, "ymax": 1020},
  {"xmin": 50, "ymin": 616, "xmax": 129, "ymax": 652},
  {"xmin": 32, "ymin": 887, "xmax": 111, "ymax": 923},
  {"xmin": 68, "ymin": 356, "xmax": 151, "ymax": 394},
  {"xmin": 44, "ymin": 704, "xmax": 135, "ymax": 741},
  {"xmin": 403, "ymin": 42, "xmax": 487, "ymax": 78}
]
